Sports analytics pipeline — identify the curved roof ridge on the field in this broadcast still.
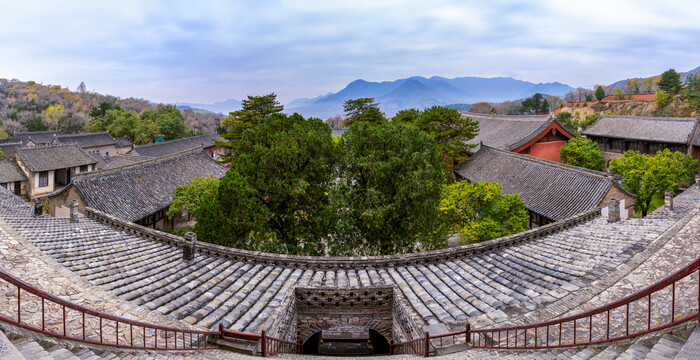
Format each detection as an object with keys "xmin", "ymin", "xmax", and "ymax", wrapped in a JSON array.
[
  {"xmin": 601, "ymin": 114, "xmax": 697, "ymax": 122},
  {"xmin": 462, "ymin": 112, "xmax": 551, "ymax": 121}
]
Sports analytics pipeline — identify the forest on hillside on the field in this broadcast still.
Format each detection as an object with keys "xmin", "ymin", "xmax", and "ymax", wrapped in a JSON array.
[{"xmin": 0, "ymin": 78, "xmax": 222, "ymax": 137}]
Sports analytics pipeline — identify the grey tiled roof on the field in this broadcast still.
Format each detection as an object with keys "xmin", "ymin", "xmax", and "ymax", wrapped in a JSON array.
[
  {"xmin": 101, "ymin": 154, "xmax": 154, "ymax": 170},
  {"xmin": 16, "ymin": 144, "xmax": 98, "ymax": 172},
  {"xmin": 115, "ymin": 137, "xmax": 132, "ymax": 147},
  {"xmin": 57, "ymin": 132, "xmax": 116, "ymax": 148},
  {"xmin": 582, "ymin": 114, "xmax": 699, "ymax": 145},
  {"xmin": 0, "ymin": 186, "xmax": 32, "ymax": 215},
  {"xmin": 129, "ymin": 134, "xmax": 225, "ymax": 158},
  {"xmin": 72, "ymin": 150, "xmax": 227, "ymax": 222},
  {"xmin": 0, "ymin": 160, "xmax": 28, "ymax": 183},
  {"xmin": 0, "ymin": 141, "xmax": 22, "ymax": 158},
  {"xmin": 461, "ymin": 112, "xmax": 575, "ymax": 151},
  {"xmin": 5, "ymin": 130, "xmax": 61, "ymax": 145},
  {"xmin": 454, "ymin": 145, "xmax": 624, "ymax": 221},
  {"xmin": 331, "ymin": 128, "xmax": 348, "ymax": 137}
]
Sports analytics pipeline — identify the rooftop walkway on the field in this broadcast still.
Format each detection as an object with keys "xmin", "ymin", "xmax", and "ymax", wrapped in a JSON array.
[{"xmin": 0, "ymin": 183, "xmax": 699, "ymax": 358}]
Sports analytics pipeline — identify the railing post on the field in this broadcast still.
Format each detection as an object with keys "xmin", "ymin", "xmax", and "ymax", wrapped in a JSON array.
[
  {"xmin": 466, "ymin": 323, "xmax": 471, "ymax": 344},
  {"xmin": 424, "ymin": 332, "xmax": 429, "ymax": 357},
  {"xmin": 261, "ymin": 330, "xmax": 267, "ymax": 357},
  {"xmin": 17, "ymin": 286, "xmax": 20, "ymax": 323},
  {"xmin": 390, "ymin": 340, "xmax": 394, "ymax": 355},
  {"xmin": 219, "ymin": 323, "xmax": 224, "ymax": 336}
]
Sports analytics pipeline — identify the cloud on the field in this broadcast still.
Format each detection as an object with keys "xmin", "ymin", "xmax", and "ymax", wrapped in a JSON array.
[{"xmin": 0, "ymin": 0, "xmax": 699, "ymax": 104}]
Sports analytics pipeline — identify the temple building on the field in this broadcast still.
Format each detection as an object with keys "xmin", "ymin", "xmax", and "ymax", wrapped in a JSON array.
[
  {"xmin": 454, "ymin": 145, "xmax": 637, "ymax": 227},
  {"xmin": 48, "ymin": 148, "xmax": 227, "ymax": 230},
  {"xmin": 461, "ymin": 112, "xmax": 576, "ymax": 162},
  {"xmin": 581, "ymin": 114, "xmax": 700, "ymax": 163},
  {"xmin": 15, "ymin": 144, "xmax": 98, "ymax": 198}
]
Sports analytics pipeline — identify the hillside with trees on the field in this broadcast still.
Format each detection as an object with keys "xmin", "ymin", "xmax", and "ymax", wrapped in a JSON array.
[{"xmin": 0, "ymin": 78, "xmax": 223, "ymax": 137}]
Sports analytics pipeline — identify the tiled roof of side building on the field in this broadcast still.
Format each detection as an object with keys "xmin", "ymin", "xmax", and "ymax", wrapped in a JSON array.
[
  {"xmin": 0, "ymin": 141, "xmax": 23, "ymax": 158},
  {"xmin": 331, "ymin": 128, "xmax": 348, "ymax": 137},
  {"xmin": 129, "ymin": 134, "xmax": 225, "ymax": 158},
  {"xmin": 72, "ymin": 149, "xmax": 228, "ymax": 222},
  {"xmin": 582, "ymin": 114, "xmax": 699, "ymax": 144},
  {"xmin": 101, "ymin": 154, "xmax": 154, "ymax": 170},
  {"xmin": 454, "ymin": 145, "xmax": 631, "ymax": 221},
  {"xmin": 461, "ymin": 112, "xmax": 575, "ymax": 151},
  {"xmin": 6, "ymin": 130, "xmax": 61, "ymax": 145},
  {"xmin": 56, "ymin": 132, "xmax": 116, "ymax": 148},
  {"xmin": 114, "ymin": 136, "xmax": 132, "ymax": 147},
  {"xmin": 16, "ymin": 144, "xmax": 98, "ymax": 172},
  {"xmin": 0, "ymin": 159, "xmax": 28, "ymax": 183}
]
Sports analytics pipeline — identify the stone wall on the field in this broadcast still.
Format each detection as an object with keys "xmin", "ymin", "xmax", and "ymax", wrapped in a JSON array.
[
  {"xmin": 49, "ymin": 185, "xmax": 85, "ymax": 218},
  {"xmin": 295, "ymin": 287, "xmax": 394, "ymax": 343}
]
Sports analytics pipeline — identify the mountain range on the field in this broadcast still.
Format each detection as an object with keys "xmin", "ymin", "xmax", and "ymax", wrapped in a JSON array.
[
  {"xmin": 175, "ymin": 76, "xmax": 574, "ymax": 118},
  {"xmin": 285, "ymin": 76, "xmax": 574, "ymax": 118},
  {"xmin": 175, "ymin": 67, "xmax": 700, "ymax": 119}
]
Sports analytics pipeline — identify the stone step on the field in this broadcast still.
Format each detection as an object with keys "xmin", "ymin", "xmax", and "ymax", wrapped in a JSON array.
[
  {"xmin": 10, "ymin": 338, "xmax": 53, "ymax": 360},
  {"xmin": 643, "ymin": 331, "xmax": 690, "ymax": 359},
  {"xmin": 589, "ymin": 343, "xmax": 630, "ymax": 360},
  {"xmin": 674, "ymin": 325, "xmax": 700, "ymax": 360}
]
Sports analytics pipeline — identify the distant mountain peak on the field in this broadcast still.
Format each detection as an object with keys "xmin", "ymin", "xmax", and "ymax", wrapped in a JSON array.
[{"xmin": 285, "ymin": 75, "xmax": 574, "ymax": 118}]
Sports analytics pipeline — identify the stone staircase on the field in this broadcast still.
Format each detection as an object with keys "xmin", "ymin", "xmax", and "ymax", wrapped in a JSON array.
[
  {"xmin": 0, "ymin": 323, "xmax": 246, "ymax": 360},
  {"xmin": 400, "ymin": 323, "xmax": 698, "ymax": 360}
]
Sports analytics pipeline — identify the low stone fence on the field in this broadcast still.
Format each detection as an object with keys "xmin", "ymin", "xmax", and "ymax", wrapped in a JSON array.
[{"xmin": 84, "ymin": 206, "xmax": 601, "ymax": 270}]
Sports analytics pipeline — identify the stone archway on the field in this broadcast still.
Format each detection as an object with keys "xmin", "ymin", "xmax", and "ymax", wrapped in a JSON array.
[{"xmin": 295, "ymin": 286, "xmax": 395, "ymax": 346}]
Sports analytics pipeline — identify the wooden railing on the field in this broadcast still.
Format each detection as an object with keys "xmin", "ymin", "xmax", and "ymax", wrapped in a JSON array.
[
  {"xmin": 391, "ymin": 324, "xmax": 471, "ymax": 356},
  {"xmin": 470, "ymin": 256, "xmax": 700, "ymax": 349},
  {"xmin": 220, "ymin": 325, "xmax": 302, "ymax": 356},
  {"xmin": 0, "ymin": 267, "xmax": 218, "ymax": 350}
]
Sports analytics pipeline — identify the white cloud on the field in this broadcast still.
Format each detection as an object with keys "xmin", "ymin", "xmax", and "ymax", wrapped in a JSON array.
[{"xmin": 0, "ymin": 0, "xmax": 699, "ymax": 103}]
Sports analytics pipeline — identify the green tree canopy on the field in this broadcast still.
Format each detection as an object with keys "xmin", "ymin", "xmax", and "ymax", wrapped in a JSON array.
[
  {"xmin": 609, "ymin": 149, "xmax": 699, "ymax": 216},
  {"xmin": 197, "ymin": 113, "xmax": 337, "ymax": 255},
  {"xmin": 521, "ymin": 93, "xmax": 549, "ymax": 114},
  {"xmin": 99, "ymin": 109, "xmax": 159, "ymax": 145},
  {"xmin": 342, "ymin": 98, "xmax": 386, "ymax": 126},
  {"xmin": 680, "ymin": 74, "xmax": 700, "ymax": 113},
  {"xmin": 218, "ymin": 93, "xmax": 284, "ymax": 163},
  {"xmin": 440, "ymin": 181, "xmax": 528, "ymax": 243},
  {"xmin": 595, "ymin": 85, "xmax": 605, "ymax": 101},
  {"xmin": 559, "ymin": 137, "xmax": 605, "ymax": 171},
  {"xmin": 141, "ymin": 104, "xmax": 189, "ymax": 141},
  {"xmin": 25, "ymin": 116, "xmax": 48, "ymax": 132},
  {"xmin": 333, "ymin": 121, "xmax": 447, "ymax": 255},
  {"xmin": 391, "ymin": 108, "xmax": 421, "ymax": 124},
  {"xmin": 394, "ymin": 106, "xmax": 479, "ymax": 170},
  {"xmin": 88, "ymin": 101, "xmax": 121, "ymax": 118},
  {"xmin": 657, "ymin": 69, "xmax": 682, "ymax": 93},
  {"xmin": 167, "ymin": 176, "xmax": 220, "ymax": 220}
]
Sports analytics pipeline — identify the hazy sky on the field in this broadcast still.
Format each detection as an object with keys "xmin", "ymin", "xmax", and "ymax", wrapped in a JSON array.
[{"xmin": 1, "ymin": 1, "xmax": 699, "ymax": 104}]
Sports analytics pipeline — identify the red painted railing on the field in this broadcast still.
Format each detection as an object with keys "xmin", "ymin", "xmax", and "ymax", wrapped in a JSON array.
[
  {"xmin": 220, "ymin": 325, "xmax": 302, "ymax": 356},
  {"xmin": 0, "ymin": 268, "xmax": 219, "ymax": 350},
  {"xmin": 470, "ymin": 256, "xmax": 700, "ymax": 349},
  {"xmin": 391, "ymin": 324, "xmax": 471, "ymax": 356}
]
